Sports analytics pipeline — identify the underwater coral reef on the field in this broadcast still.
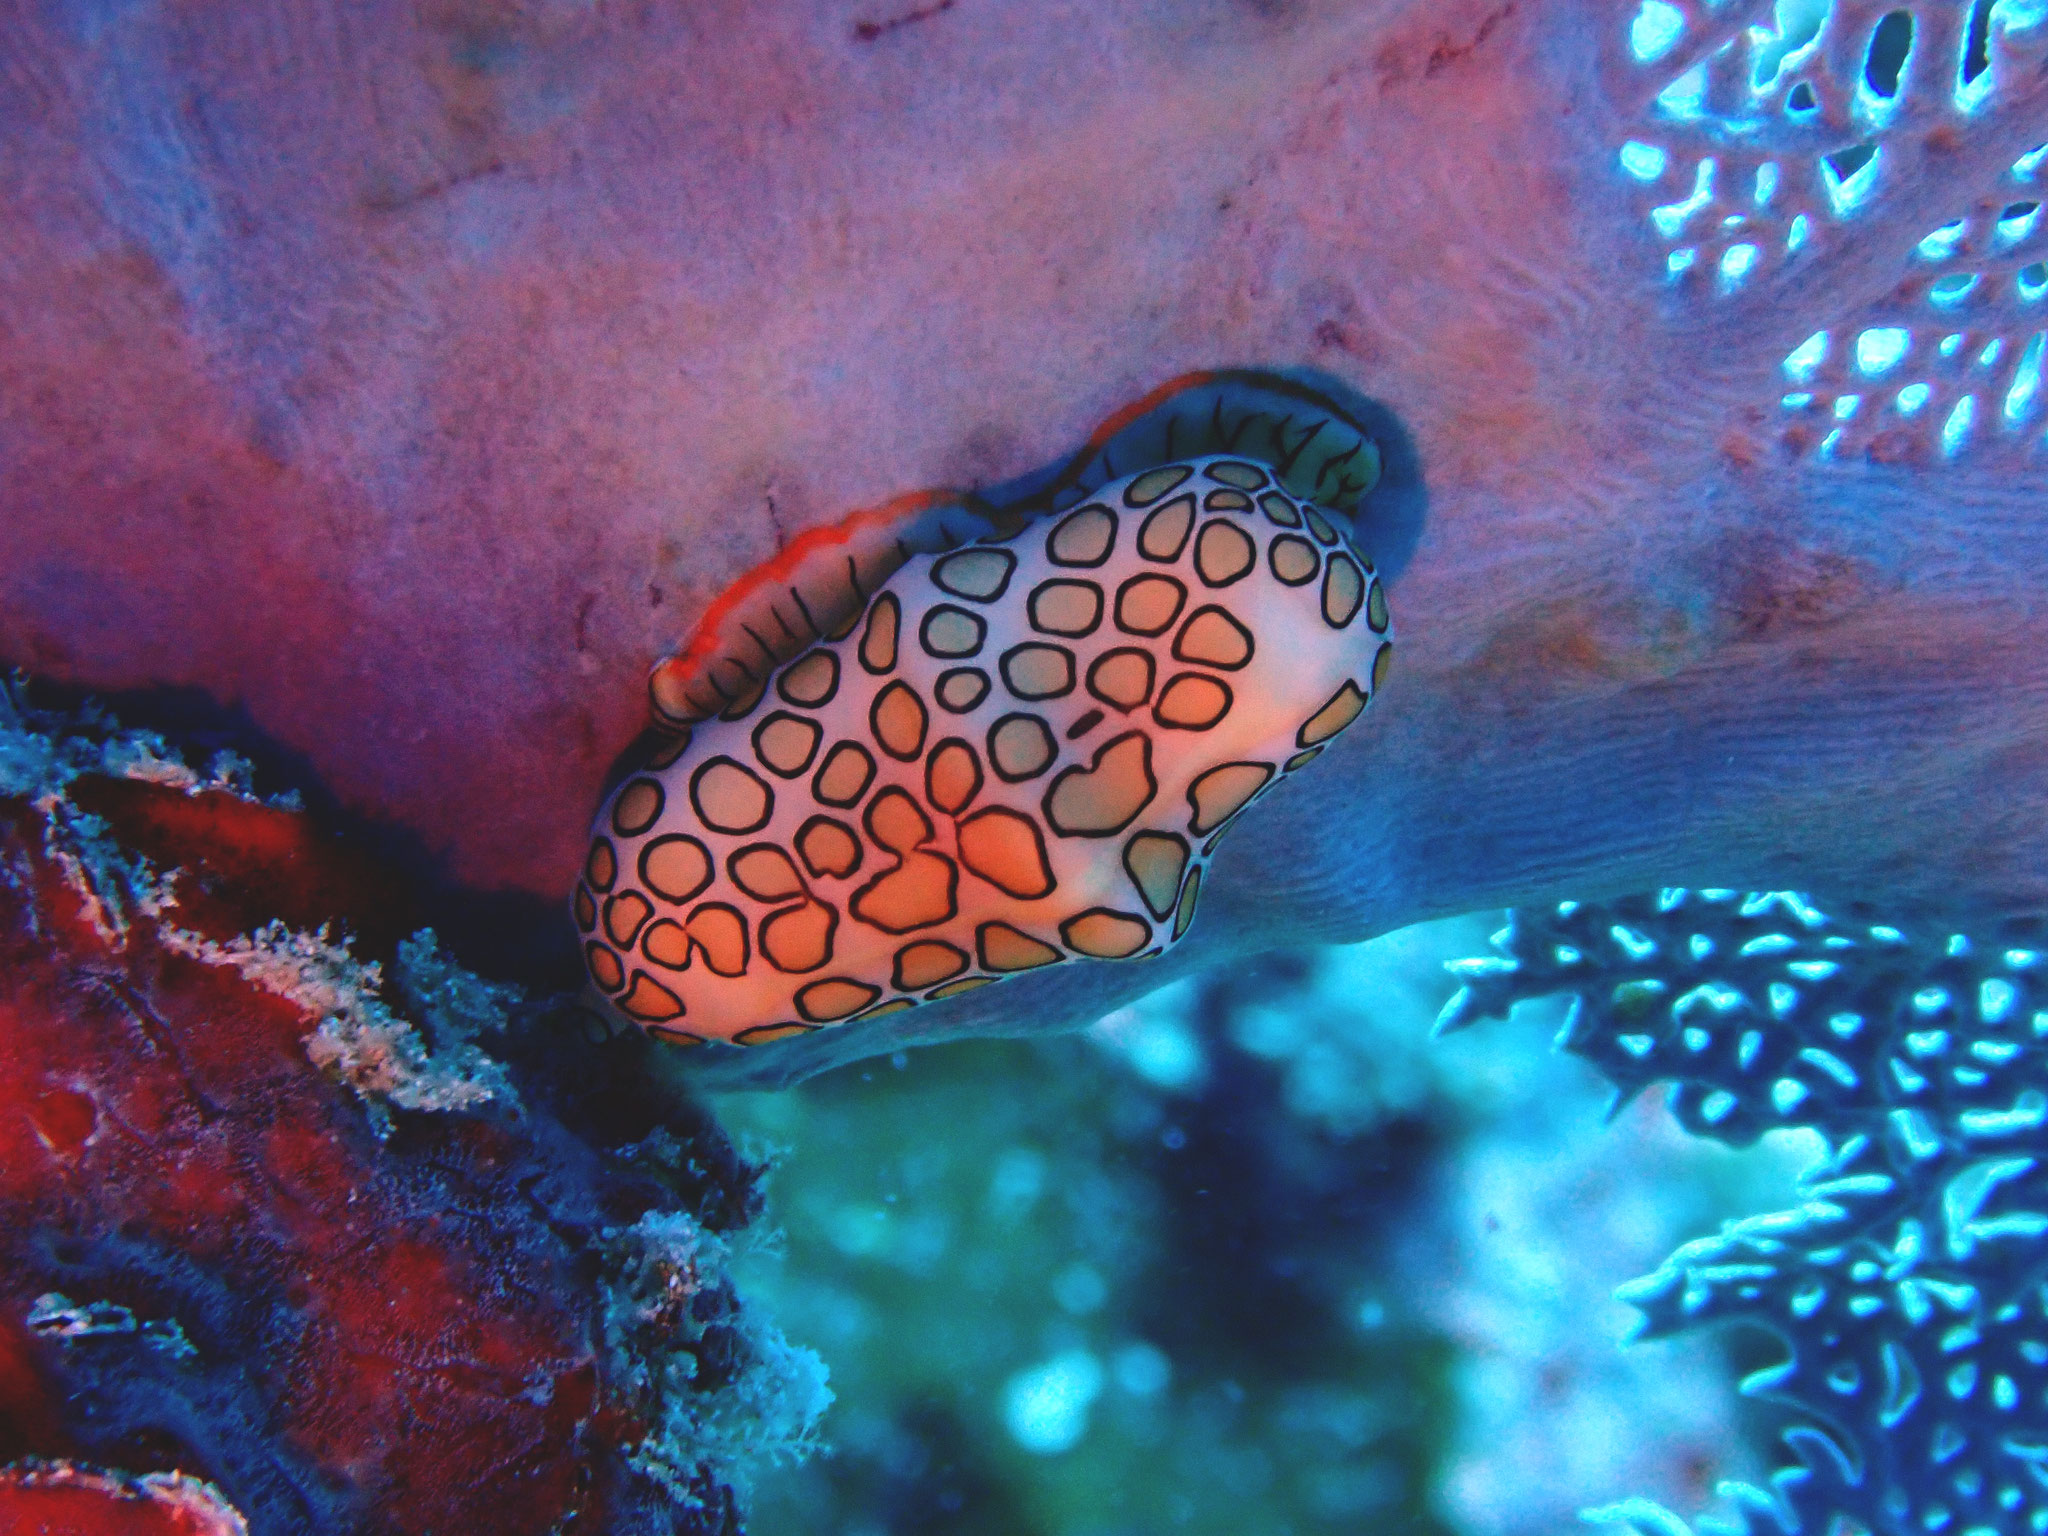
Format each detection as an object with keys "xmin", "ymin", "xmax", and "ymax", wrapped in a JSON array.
[
  {"xmin": 18, "ymin": 675, "xmax": 2016, "ymax": 1536},
  {"xmin": 7, "ymin": 0, "xmax": 2048, "ymax": 1531},
  {"xmin": 718, "ymin": 921, "xmax": 1798, "ymax": 1536},
  {"xmin": 0, "ymin": 684, "xmax": 826, "ymax": 1532},
  {"xmin": 12, "ymin": 0, "xmax": 2048, "ymax": 1017},
  {"xmin": 1446, "ymin": 890, "xmax": 2048, "ymax": 1536}
]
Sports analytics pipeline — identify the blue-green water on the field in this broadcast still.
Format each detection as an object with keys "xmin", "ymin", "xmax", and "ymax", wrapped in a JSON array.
[{"xmin": 715, "ymin": 918, "xmax": 1809, "ymax": 1535}]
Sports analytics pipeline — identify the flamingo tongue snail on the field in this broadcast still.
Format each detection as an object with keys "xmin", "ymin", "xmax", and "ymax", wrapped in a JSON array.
[{"xmin": 576, "ymin": 381, "xmax": 1395, "ymax": 1047}]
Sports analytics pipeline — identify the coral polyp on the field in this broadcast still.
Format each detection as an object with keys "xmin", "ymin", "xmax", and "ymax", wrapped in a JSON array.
[{"xmin": 580, "ymin": 454, "xmax": 1392, "ymax": 1045}]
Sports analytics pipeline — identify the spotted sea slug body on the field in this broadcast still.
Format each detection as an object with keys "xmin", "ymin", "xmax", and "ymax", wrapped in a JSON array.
[{"xmin": 578, "ymin": 452, "xmax": 1392, "ymax": 1045}]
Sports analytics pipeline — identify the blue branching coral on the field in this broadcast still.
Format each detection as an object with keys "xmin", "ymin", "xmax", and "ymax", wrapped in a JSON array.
[{"xmin": 1441, "ymin": 890, "xmax": 2048, "ymax": 1536}]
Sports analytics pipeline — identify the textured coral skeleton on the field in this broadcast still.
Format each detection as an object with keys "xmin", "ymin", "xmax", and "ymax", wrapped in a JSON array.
[{"xmin": 1445, "ymin": 890, "xmax": 2048, "ymax": 1536}]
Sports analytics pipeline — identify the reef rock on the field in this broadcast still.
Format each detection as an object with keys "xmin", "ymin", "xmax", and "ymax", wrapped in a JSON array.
[{"xmin": 0, "ymin": 688, "xmax": 826, "ymax": 1533}]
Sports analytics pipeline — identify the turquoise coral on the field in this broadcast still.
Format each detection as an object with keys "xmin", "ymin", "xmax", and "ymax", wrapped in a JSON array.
[{"xmin": 1443, "ymin": 890, "xmax": 2048, "ymax": 1536}]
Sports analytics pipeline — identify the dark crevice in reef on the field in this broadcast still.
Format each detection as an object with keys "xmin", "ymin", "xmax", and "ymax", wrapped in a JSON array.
[
  {"xmin": 850, "ymin": 0, "xmax": 958, "ymax": 44},
  {"xmin": 1134, "ymin": 951, "xmax": 1445, "ymax": 1380}
]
